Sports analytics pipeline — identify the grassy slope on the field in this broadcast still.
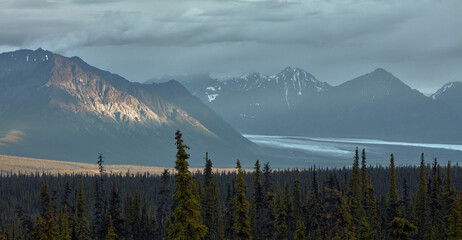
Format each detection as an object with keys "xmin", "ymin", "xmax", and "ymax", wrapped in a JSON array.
[{"xmin": 0, "ymin": 154, "xmax": 236, "ymax": 175}]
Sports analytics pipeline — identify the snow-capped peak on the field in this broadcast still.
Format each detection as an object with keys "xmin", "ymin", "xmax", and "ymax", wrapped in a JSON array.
[
  {"xmin": 275, "ymin": 67, "xmax": 329, "ymax": 93},
  {"xmin": 431, "ymin": 81, "xmax": 461, "ymax": 100}
]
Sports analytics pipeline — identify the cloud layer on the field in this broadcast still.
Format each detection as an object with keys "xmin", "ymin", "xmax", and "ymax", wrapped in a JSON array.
[{"xmin": 1, "ymin": 0, "xmax": 461, "ymax": 92}]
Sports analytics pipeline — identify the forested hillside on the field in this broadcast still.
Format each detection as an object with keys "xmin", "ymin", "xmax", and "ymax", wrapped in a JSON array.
[{"xmin": 1, "ymin": 132, "xmax": 462, "ymax": 239}]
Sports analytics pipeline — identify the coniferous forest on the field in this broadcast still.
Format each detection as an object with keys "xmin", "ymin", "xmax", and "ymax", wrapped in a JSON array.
[{"xmin": 1, "ymin": 131, "xmax": 462, "ymax": 240}]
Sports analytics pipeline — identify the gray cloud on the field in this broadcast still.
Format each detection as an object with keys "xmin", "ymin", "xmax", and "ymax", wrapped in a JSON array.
[{"xmin": 0, "ymin": 0, "xmax": 461, "ymax": 93}]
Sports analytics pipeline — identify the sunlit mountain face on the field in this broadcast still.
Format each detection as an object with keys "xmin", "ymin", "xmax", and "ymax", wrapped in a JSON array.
[{"xmin": 0, "ymin": 49, "xmax": 261, "ymax": 167}]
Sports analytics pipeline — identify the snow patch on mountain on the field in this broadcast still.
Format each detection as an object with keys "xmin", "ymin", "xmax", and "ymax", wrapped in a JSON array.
[
  {"xmin": 431, "ymin": 82, "xmax": 457, "ymax": 100},
  {"xmin": 207, "ymin": 93, "xmax": 219, "ymax": 102}
]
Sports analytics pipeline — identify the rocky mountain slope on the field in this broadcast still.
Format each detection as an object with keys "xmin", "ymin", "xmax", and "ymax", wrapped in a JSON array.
[{"xmin": 0, "ymin": 49, "xmax": 260, "ymax": 167}]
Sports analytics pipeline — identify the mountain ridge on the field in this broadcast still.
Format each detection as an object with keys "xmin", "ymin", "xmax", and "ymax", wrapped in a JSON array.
[
  {"xmin": 164, "ymin": 67, "xmax": 462, "ymax": 144},
  {"xmin": 0, "ymin": 48, "xmax": 260, "ymax": 167}
]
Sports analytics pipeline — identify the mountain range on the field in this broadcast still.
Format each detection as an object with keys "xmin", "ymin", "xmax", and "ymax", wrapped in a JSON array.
[
  {"xmin": 0, "ymin": 49, "xmax": 261, "ymax": 167},
  {"xmin": 151, "ymin": 68, "xmax": 462, "ymax": 144}
]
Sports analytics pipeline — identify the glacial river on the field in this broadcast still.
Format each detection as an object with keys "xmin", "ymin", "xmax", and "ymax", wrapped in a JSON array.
[{"xmin": 243, "ymin": 134, "xmax": 462, "ymax": 168}]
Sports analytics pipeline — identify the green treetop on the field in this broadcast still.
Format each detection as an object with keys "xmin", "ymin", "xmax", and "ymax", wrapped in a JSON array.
[{"xmin": 168, "ymin": 130, "xmax": 207, "ymax": 240}]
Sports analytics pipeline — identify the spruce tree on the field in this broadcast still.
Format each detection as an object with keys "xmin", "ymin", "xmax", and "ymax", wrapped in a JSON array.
[
  {"xmin": 232, "ymin": 160, "xmax": 252, "ymax": 240},
  {"xmin": 168, "ymin": 130, "xmax": 207, "ymax": 240},
  {"xmin": 348, "ymin": 148, "xmax": 366, "ymax": 229},
  {"xmin": 448, "ymin": 193, "xmax": 462, "ymax": 240},
  {"xmin": 402, "ymin": 178, "xmax": 410, "ymax": 218},
  {"xmin": 360, "ymin": 152, "xmax": 378, "ymax": 238},
  {"xmin": 275, "ymin": 182, "xmax": 288, "ymax": 240},
  {"xmin": 57, "ymin": 208, "xmax": 71, "ymax": 240},
  {"xmin": 427, "ymin": 159, "xmax": 445, "ymax": 239},
  {"xmin": 0, "ymin": 226, "xmax": 5, "ymax": 240},
  {"xmin": 443, "ymin": 161, "xmax": 458, "ymax": 238},
  {"xmin": 292, "ymin": 179, "xmax": 302, "ymax": 222},
  {"xmin": 140, "ymin": 201, "xmax": 152, "ymax": 240},
  {"xmin": 224, "ymin": 183, "xmax": 235, "ymax": 240},
  {"xmin": 105, "ymin": 217, "xmax": 118, "ymax": 240},
  {"xmin": 94, "ymin": 178, "xmax": 104, "ymax": 240},
  {"xmin": 75, "ymin": 178, "xmax": 91, "ymax": 240},
  {"xmin": 33, "ymin": 211, "xmax": 58, "ymax": 240},
  {"xmin": 361, "ymin": 148, "xmax": 368, "ymax": 190},
  {"xmin": 283, "ymin": 183, "xmax": 294, "ymax": 238},
  {"xmin": 294, "ymin": 220, "xmax": 306, "ymax": 240},
  {"xmin": 156, "ymin": 169, "xmax": 170, "ymax": 239},
  {"xmin": 387, "ymin": 154, "xmax": 400, "ymax": 221},
  {"xmin": 263, "ymin": 162, "xmax": 272, "ymax": 195},
  {"xmin": 40, "ymin": 181, "xmax": 51, "ymax": 218},
  {"xmin": 95, "ymin": 153, "xmax": 108, "ymax": 240},
  {"xmin": 262, "ymin": 162, "xmax": 274, "ymax": 239},
  {"xmin": 252, "ymin": 160, "xmax": 264, "ymax": 240},
  {"xmin": 349, "ymin": 148, "xmax": 369, "ymax": 238},
  {"xmin": 63, "ymin": 181, "xmax": 71, "ymax": 210},
  {"xmin": 413, "ymin": 153, "xmax": 428, "ymax": 239},
  {"xmin": 263, "ymin": 191, "xmax": 277, "ymax": 240},
  {"xmin": 202, "ymin": 153, "xmax": 219, "ymax": 240},
  {"xmin": 389, "ymin": 217, "xmax": 416, "ymax": 240},
  {"xmin": 108, "ymin": 185, "xmax": 123, "ymax": 240}
]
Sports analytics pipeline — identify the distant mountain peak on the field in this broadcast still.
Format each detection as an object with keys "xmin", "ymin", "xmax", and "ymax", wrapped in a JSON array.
[
  {"xmin": 240, "ymin": 72, "xmax": 266, "ymax": 80},
  {"xmin": 281, "ymin": 66, "xmax": 305, "ymax": 72},
  {"xmin": 370, "ymin": 67, "xmax": 393, "ymax": 76},
  {"xmin": 431, "ymin": 81, "xmax": 462, "ymax": 100}
]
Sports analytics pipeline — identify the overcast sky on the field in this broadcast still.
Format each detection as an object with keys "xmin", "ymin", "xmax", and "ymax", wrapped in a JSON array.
[{"xmin": 1, "ymin": 0, "xmax": 461, "ymax": 93}]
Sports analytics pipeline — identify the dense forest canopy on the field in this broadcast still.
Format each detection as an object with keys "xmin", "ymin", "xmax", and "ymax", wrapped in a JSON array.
[{"xmin": 1, "ymin": 132, "xmax": 462, "ymax": 239}]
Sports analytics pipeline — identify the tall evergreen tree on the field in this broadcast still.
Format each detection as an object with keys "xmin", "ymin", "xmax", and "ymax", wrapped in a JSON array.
[
  {"xmin": 349, "ymin": 148, "xmax": 369, "ymax": 237},
  {"xmin": 389, "ymin": 217, "xmax": 416, "ymax": 240},
  {"xmin": 402, "ymin": 178, "xmax": 410, "ymax": 218},
  {"xmin": 168, "ymin": 130, "xmax": 207, "ymax": 240},
  {"xmin": 105, "ymin": 217, "xmax": 118, "ymax": 240},
  {"xmin": 94, "ymin": 178, "xmax": 104, "ymax": 240},
  {"xmin": 75, "ymin": 178, "xmax": 91, "ymax": 240},
  {"xmin": 33, "ymin": 211, "xmax": 58, "ymax": 240},
  {"xmin": 292, "ymin": 179, "xmax": 302, "ymax": 222},
  {"xmin": 294, "ymin": 220, "xmax": 306, "ymax": 240},
  {"xmin": 95, "ymin": 153, "xmax": 108, "ymax": 240},
  {"xmin": 361, "ymin": 148, "xmax": 368, "ymax": 189},
  {"xmin": 63, "ymin": 181, "xmax": 71, "ymax": 211},
  {"xmin": 156, "ymin": 168, "xmax": 170, "ymax": 239},
  {"xmin": 108, "ymin": 185, "xmax": 123, "ymax": 240},
  {"xmin": 387, "ymin": 154, "xmax": 400, "ymax": 221},
  {"xmin": 224, "ymin": 183, "xmax": 234, "ymax": 240},
  {"xmin": 262, "ymin": 162, "xmax": 274, "ymax": 239},
  {"xmin": 427, "ymin": 159, "xmax": 445, "ymax": 239},
  {"xmin": 413, "ymin": 153, "xmax": 428, "ymax": 239},
  {"xmin": 232, "ymin": 160, "xmax": 252, "ymax": 240},
  {"xmin": 140, "ymin": 201, "xmax": 152, "ymax": 240},
  {"xmin": 252, "ymin": 160, "xmax": 265, "ymax": 240},
  {"xmin": 448, "ymin": 193, "xmax": 462, "ymax": 240},
  {"xmin": 274, "ymin": 182, "xmax": 288, "ymax": 240},
  {"xmin": 263, "ymin": 162, "xmax": 273, "ymax": 195},
  {"xmin": 361, "ymin": 154, "xmax": 378, "ymax": 239},
  {"xmin": 40, "ymin": 181, "xmax": 51, "ymax": 218},
  {"xmin": 305, "ymin": 168, "xmax": 321, "ymax": 239},
  {"xmin": 57, "ymin": 208, "xmax": 71, "ymax": 240},
  {"xmin": 0, "ymin": 226, "xmax": 5, "ymax": 240},
  {"xmin": 263, "ymin": 191, "xmax": 278, "ymax": 240},
  {"xmin": 202, "ymin": 153, "xmax": 219, "ymax": 240}
]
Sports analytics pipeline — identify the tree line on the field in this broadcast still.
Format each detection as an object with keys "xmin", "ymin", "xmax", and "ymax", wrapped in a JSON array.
[{"xmin": 1, "ymin": 130, "xmax": 462, "ymax": 239}]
